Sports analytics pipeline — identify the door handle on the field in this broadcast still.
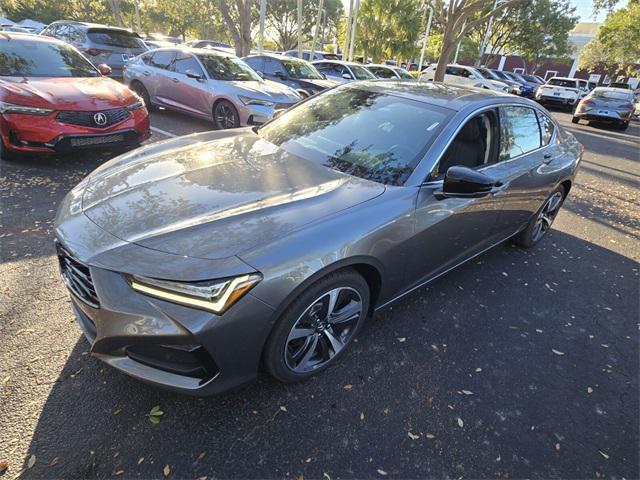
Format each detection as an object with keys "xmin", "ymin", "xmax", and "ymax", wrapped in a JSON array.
[
  {"xmin": 143, "ymin": 70, "xmax": 151, "ymax": 76},
  {"xmin": 542, "ymin": 153, "xmax": 553, "ymax": 164},
  {"xmin": 171, "ymin": 77, "xmax": 180, "ymax": 83},
  {"xmin": 490, "ymin": 182, "xmax": 508, "ymax": 196}
]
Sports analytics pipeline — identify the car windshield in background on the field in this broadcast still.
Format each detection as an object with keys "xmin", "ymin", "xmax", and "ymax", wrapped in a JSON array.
[
  {"xmin": 282, "ymin": 59, "xmax": 323, "ymax": 80},
  {"xmin": 393, "ymin": 68, "xmax": 413, "ymax": 79},
  {"xmin": 592, "ymin": 90, "xmax": 633, "ymax": 101},
  {"xmin": 477, "ymin": 68, "xmax": 498, "ymax": 80},
  {"xmin": 87, "ymin": 30, "xmax": 146, "ymax": 49},
  {"xmin": 548, "ymin": 78, "xmax": 577, "ymax": 88},
  {"xmin": 258, "ymin": 87, "xmax": 451, "ymax": 185},
  {"xmin": 350, "ymin": 65, "xmax": 376, "ymax": 80},
  {"xmin": 0, "ymin": 40, "xmax": 99, "ymax": 77},
  {"xmin": 196, "ymin": 53, "xmax": 261, "ymax": 81}
]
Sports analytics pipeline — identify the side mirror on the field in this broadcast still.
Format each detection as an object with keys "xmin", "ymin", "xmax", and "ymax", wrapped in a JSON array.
[
  {"xmin": 97, "ymin": 64, "xmax": 112, "ymax": 76},
  {"xmin": 342, "ymin": 73, "xmax": 353, "ymax": 80},
  {"xmin": 275, "ymin": 71, "xmax": 287, "ymax": 80},
  {"xmin": 434, "ymin": 166, "xmax": 500, "ymax": 200},
  {"xmin": 255, "ymin": 70, "xmax": 265, "ymax": 79},
  {"xmin": 185, "ymin": 69, "xmax": 205, "ymax": 81},
  {"xmin": 320, "ymin": 72, "xmax": 327, "ymax": 79}
]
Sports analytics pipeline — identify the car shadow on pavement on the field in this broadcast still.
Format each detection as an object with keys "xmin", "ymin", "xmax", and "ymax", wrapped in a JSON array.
[{"xmin": 17, "ymin": 230, "xmax": 639, "ymax": 480}]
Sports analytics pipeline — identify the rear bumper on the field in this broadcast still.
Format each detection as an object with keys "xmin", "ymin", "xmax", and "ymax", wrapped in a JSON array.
[
  {"xmin": 1, "ymin": 108, "xmax": 150, "ymax": 155},
  {"xmin": 537, "ymin": 95, "xmax": 578, "ymax": 106},
  {"xmin": 574, "ymin": 110, "xmax": 632, "ymax": 124}
]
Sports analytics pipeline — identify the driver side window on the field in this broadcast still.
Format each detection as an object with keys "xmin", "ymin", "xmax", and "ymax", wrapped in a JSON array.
[{"xmin": 430, "ymin": 110, "xmax": 499, "ymax": 180}]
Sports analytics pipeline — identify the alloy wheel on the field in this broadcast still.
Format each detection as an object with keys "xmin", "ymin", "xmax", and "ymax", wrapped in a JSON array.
[
  {"xmin": 215, "ymin": 103, "xmax": 238, "ymax": 129},
  {"xmin": 284, "ymin": 287, "xmax": 363, "ymax": 373},
  {"xmin": 532, "ymin": 192, "xmax": 563, "ymax": 242}
]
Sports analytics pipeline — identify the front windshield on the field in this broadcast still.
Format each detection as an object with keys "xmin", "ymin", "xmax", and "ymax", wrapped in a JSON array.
[
  {"xmin": 282, "ymin": 58, "xmax": 323, "ymax": 79},
  {"xmin": 522, "ymin": 74, "xmax": 541, "ymax": 83},
  {"xmin": 393, "ymin": 67, "xmax": 414, "ymax": 79},
  {"xmin": 548, "ymin": 78, "xmax": 578, "ymax": 88},
  {"xmin": 258, "ymin": 86, "xmax": 452, "ymax": 185},
  {"xmin": 350, "ymin": 64, "xmax": 376, "ymax": 80},
  {"xmin": 196, "ymin": 53, "xmax": 261, "ymax": 81},
  {"xmin": 0, "ymin": 40, "xmax": 99, "ymax": 77},
  {"xmin": 477, "ymin": 68, "xmax": 498, "ymax": 80},
  {"xmin": 492, "ymin": 70, "xmax": 509, "ymax": 80}
]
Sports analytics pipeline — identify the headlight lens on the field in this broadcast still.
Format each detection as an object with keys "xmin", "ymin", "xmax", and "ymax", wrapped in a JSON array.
[
  {"xmin": 126, "ymin": 99, "xmax": 144, "ymax": 111},
  {"xmin": 127, "ymin": 273, "xmax": 262, "ymax": 314},
  {"xmin": 238, "ymin": 95, "xmax": 274, "ymax": 107},
  {"xmin": 0, "ymin": 101, "xmax": 53, "ymax": 115}
]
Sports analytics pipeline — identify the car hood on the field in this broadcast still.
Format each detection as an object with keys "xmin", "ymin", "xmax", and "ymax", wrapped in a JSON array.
[
  {"xmin": 227, "ymin": 79, "xmax": 301, "ymax": 103},
  {"xmin": 0, "ymin": 76, "xmax": 137, "ymax": 110},
  {"xmin": 80, "ymin": 129, "xmax": 385, "ymax": 260},
  {"xmin": 296, "ymin": 78, "xmax": 339, "ymax": 90}
]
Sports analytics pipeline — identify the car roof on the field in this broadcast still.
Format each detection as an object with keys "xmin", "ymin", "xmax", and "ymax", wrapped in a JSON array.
[
  {"xmin": 245, "ymin": 53, "xmax": 301, "ymax": 61},
  {"xmin": 49, "ymin": 20, "xmax": 137, "ymax": 33},
  {"xmin": 345, "ymin": 80, "xmax": 526, "ymax": 111},
  {"xmin": 312, "ymin": 60, "xmax": 363, "ymax": 67},
  {"xmin": 148, "ymin": 46, "xmax": 238, "ymax": 57},
  {"xmin": 548, "ymin": 77, "xmax": 577, "ymax": 81},
  {"xmin": 0, "ymin": 31, "xmax": 64, "ymax": 44},
  {"xmin": 366, "ymin": 64, "xmax": 394, "ymax": 69}
]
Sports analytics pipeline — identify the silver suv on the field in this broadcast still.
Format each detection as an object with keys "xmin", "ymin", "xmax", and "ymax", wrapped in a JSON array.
[{"xmin": 40, "ymin": 21, "xmax": 147, "ymax": 78}]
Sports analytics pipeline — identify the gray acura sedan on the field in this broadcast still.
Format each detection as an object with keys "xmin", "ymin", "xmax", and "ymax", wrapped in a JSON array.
[{"xmin": 55, "ymin": 82, "xmax": 582, "ymax": 395}]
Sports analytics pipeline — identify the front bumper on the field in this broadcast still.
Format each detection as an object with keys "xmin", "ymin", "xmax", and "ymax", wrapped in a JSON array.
[
  {"xmin": 56, "ymin": 239, "xmax": 276, "ymax": 395},
  {"xmin": 237, "ymin": 101, "xmax": 297, "ymax": 126},
  {"xmin": 0, "ymin": 108, "xmax": 150, "ymax": 155}
]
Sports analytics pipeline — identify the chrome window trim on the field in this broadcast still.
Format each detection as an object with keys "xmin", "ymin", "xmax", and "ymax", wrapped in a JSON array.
[{"xmin": 423, "ymin": 101, "xmax": 558, "ymax": 183}]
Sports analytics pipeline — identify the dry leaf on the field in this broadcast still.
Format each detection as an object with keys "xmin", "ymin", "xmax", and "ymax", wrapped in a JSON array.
[
  {"xmin": 343, "ymin": 384, "xmax": 353, "ymax": 391},
  {"xmin": 461, "ymin": 390, "xmax": 473, "ymax": 395},
  {"xmin": 599, "ymin": 451, "xmax": 609, "ymax": 459},
  {"xmin": 475, "ymin": 368, "xmax": 482, "ymax": 373},
  {"xmin": 138, "ymin": 457, "xmax": 145, "ymax": 465},
  {"xmin": 407, "ymin": 431, "xmax": 419, "ymax": 440},
  {"xmin": 197, "ymin": 477, "xmax": 208, "ymax": 480},
  {"xmin": 397, "ymin": 337, "xmax": 406, "ymax": 342},
  {"xmin": 555, "ymin": 443, "xmax": 561, "ymax": 451},
  {"xmin": 115, "ymin": 469, "xmax": 124, "ymax": 475},
  {"xmin": 552, "ymin": 349, "xmax": 565, "ymax": 356},
  {"xmin": 359, "ymin": 412, "xmax": 364, "ymax": 421},
  {"xmin": 279, "ymin": 406, "xmax": 287, "ymax": 412},
  {"xmin": 377, "ymin": 469, "xmax": 388, "ymax": 476},
  {"xmin": 163, "ymin": 464, "xmax": 171, "ymax": 476},
  {"xmin": 27, "ymin": 455, "xmax": 36, "ymax": 469},
  {"xmin": 425, "ymin": 433, "xmax": 435, "ymax": 439},
  {"xmin": 49, "ymin": 457, "xmax": 60, "ymax": 466},
  {"xmin": 297, "ymin": 475, "xmax": 304, "ymax": 480},
  {"xmin": 587, "ymin": 387, "xmax": 593, "ymax": 394},
  {"xmin": 457, "ymin": 417, "xmax": 464, "ymax": 428},
  {"xmin": 197, "ymin": 452, "xmax": 206, "ymax": 461},
  {"xmin": 0, "ymin": 461, "xmax": 8, "ymax": 474}
]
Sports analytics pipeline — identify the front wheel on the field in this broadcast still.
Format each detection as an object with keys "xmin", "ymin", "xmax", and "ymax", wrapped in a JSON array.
[
  {"xmin": 263, "ymin": 269, "xmax": 370, "ymax": 383},
  {"xmin": 513, "ymin": 185, "xmax": 566, "ymax": 248},
  {"xmin": 130, "ymin": 81, "xmax": 153, "ymax": 111},
  {"xmin": 213, "ymin": 100, "xmax": 240, "ymax": 130}
]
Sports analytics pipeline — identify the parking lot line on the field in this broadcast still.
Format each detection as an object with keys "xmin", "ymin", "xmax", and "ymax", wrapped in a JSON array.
[{"xmin": 150, "ymin": 126, "xmax": 177, "ymax": 138}]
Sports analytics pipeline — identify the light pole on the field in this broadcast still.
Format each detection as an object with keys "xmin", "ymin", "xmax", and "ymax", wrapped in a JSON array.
[
  {"xmin": 418, "ymin": 6, "xmax": 433, "ymax": 72},
  {"xmin": 297, "ymin": 0, "xmax": 303, "ymax": 58},
  {"xmin": 348, "ymin": 0, "xmax": 360, "ymax": 61},
  {"xmin": 310, "ymin": 0, "xmax": 325, "ymax": 60},
  {"xmin": 343, "ymin": 0, "xmax": 354, "ymax": 58},
  {"xmin": 476, "ymin": 0, "xmax": 506, "ymax": 67},
  {"xmin": 453, "ymin": 19, "xmax": 466, "ymax": 64}
]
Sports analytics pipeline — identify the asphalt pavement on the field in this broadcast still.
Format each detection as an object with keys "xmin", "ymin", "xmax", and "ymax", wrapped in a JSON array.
[{"xmin": 0, "ymin": 108, "xmax": 638, "ymax": 480}]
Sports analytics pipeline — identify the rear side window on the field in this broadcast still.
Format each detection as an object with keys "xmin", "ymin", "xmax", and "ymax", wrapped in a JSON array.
[
  {"xmin": 173, "ymin": 52, "xmax": 204, "ymax": 76},
  {"xmin": 244, "ymin": 56, "xmax": 264, "ymax": 73},
  {"xmin": 499, "ymin": 106, "xmax": 542, "ymax": 160},
  {"xmin": 87, "ymin": 30, "xmax": 146, "ymax": 49},
  {"xmin": 263, "ymin": 58, "xmax": 283, "ymax": 75},
  {"xmin": 150, "ymin": 51, "xmax": 175, "ymax": 69},
  {"xmin": 536, "ymin": 111, "xmax": 555, "ymax": 146}
]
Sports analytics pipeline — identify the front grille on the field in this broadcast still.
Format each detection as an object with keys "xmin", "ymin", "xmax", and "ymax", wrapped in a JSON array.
[
  {"xmin": 57, "ymin": 108, "xmax": 130, "ymax": 129},
  {"xmin": 56, "ymin": 243, "xmax": 100, "ymax": 308}
]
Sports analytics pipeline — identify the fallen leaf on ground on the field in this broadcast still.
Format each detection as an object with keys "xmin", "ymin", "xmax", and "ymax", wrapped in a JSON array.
[
  {"xmin": 163, "ymin": 464, "xmax": 171, "ymax": 476},
  {"xmin": 377, "ymin": 469, "xmax": 388, "ymax": 476},
  {"xmin": 475, "ymin": 368, "xmax": 482, "ymax": 373},
  {"xmin": 279, "ymin": 406, "xmax": 287, "ymax": 412},
  {"xmin": 359, "ymin": 412, "xmax": 365, "ymax": 421},
  {"xmin": 599, "ymin": 451, "xmax": 609, "ymax": 459},
  {"xmin": 148, "ymin": 405, "xmax": 164, "ymax": 424},
  {"xmin": 425, "ymin": 433, "xmax": 435, "ymax": 439},
  {"xmin": 397, "ymin": 337, "xmax": 406, "ymax": 342},
  {"xmin": 49, "ymin": 457, "xmax": 60, "ymax": 466},
  {"xmin": 115, "ymin": 469, "xmax": 124, "ymax": 475},
  {"xmin": 552, "ymin": 349, "xmax": 565, "ymax": 356},
  {"xmin": 197, "ymin": 452, "xmax": 206, "ymax": 461},
  {"xmin": 555, "ymin": 443, "xmax": 561, "ymax": 451},
  {"xmin": 27, "ymin": 455, "xmax": 36, "ymax": 469},
  {"xmin": 0, "ymin": 461, "xmax": 8, "ymax": 474},
  {"xmin": 407, "ymin": 431, "xmax": 419, "ymax": 440},
  {"xmin": 343, "ymin": 384, "xmax": 353, "ymax": 391},
  {"xmin": 587, "ymin": 387, "xmax": 593, "ymax": 394},
  {"xmin": 461, "ymin": 390, "xmax": 473, "ymax": 395},
  {"xmin": 137, "ymin": 457, "xmax": 144, "ymax": 465},
  {"xmin": 457, "ymin": 418, "xmax": 464, "ymax": 428}
]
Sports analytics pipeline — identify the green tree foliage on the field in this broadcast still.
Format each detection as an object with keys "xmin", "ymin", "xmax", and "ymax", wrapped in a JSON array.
[{"xmin": 354, "ymin": 0, "xmax": 422, "ymax": 63}]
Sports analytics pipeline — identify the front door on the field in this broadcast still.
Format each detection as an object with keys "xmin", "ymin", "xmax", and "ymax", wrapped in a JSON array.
[{"xmin": 167, "ymin": 51, "xmax": 211, "ymax": 118}]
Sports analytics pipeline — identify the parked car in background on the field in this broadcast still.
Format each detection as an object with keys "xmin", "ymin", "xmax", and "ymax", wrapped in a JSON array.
[
  {"xmin": 40, "ymin": 21, "xmax": 148, "ymax": 78},
  {"xmin": 312, "ymin": 60, "xmax": 376, "ymax": 83},
  {"xmin": 184, "ymin": 39, "xmax": 232, "ymax": 49},
  {"xmin": 535, "ymin": 77, "xmax": 589, "ymax": 110},
  {"xmin": 144, "ymin": 39, "xmax": 175, "ymax": 49},
  {"xmin": 520, "ymin": 73, "xmax": 545, "ymax": 86},
  {"xmin": 243, "ymin": 53, "xmax": 339, "ymax": 97},
  {"xmin": 285, "ymin": 50, "xmax": 341, "ymax": 61},
  {"xmin": 54, "ymin": 81, "xmax": 581, "ymax": 395},
  {"xmin": 477, "ymin": 67, "xmax": 521, "ymax": 95},
  {"xmin": 365, "ymin": 64, "xmax": 414, "ymax": 80},
  {"xmin": 572, "ymin": 87, "xmax": 635, "ymax": 130},
  {"xmin": 144, "ymin": 33, "xmax": 182, "ymax": 45},
  {"xmin": 0, "ymin": 33, "xmax": 149, "ymax": 160},
  {"xmin": 124, "ymin": 47, "xmax": 301, "ymax": 129},
  {"xmin": 503, "ymin": 71, "xmax": 539, "ymax": 98},
  {"xmin": 420, "ymin": 64, "xmax": 510, "ymax": 93},
  {"xmin": 609, "ymin": 81, "xmax": 630, "ymax": 89},
  {"xmin": 1, "ymin": 25, "xmax": 32, "ymax": 33}
]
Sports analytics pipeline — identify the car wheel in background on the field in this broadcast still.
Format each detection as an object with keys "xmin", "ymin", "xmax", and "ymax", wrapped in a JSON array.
[
  {"xmin": 263, "ymin": 269, "xmax": 370, "ymax": 383},
  {"xmin": 513, "ymin": 185, "xmax": 566, "ymax": 248},
  {"xmin": 213, "ymin": 100, "xmax": 240, "ymax": 130},
  {"xmin": 130, "ymin": 81, "xmax": 153, "ymax": 111}
]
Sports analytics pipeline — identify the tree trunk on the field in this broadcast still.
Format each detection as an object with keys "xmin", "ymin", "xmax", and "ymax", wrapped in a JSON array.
[{"xmin": 434, "ymin": 26, "xmax": 457, "ymax": 81}]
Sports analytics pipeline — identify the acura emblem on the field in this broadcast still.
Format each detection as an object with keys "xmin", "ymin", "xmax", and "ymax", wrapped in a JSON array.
[{"xmin": 93, "ymin": 112, "xmax": 107, "ymax": 126}]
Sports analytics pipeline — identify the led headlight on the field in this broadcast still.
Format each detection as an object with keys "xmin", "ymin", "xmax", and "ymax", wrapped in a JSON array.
[
  {"xmin": 126, "ymin": 99, "xmax": 144, "ymax": 111},
  {"xmin": 127, "ymin": 273, "xmax": 262, "ymax": 314},
  {"xmin": 238, "ymin": 95, "xmax": 274, "ymax": 107},
  {"xmin": 0, "ymin": 101, "xmax": 53, "ymax": 115}
]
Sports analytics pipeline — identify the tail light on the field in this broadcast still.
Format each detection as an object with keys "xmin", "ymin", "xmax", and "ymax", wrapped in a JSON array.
[
  {"xmin": 82, "ymin": 48, "xmax": 112, "ymax": 57},
  {"xmin": 619, "ymin": 103, "xmax": 634, "ymax": 111}
]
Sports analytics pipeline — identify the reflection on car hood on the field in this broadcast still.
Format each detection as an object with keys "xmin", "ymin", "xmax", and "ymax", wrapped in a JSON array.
[
  {"xmin": 81, "ymin": 129, "xmax": 385, "ymax": 260},
  {"xmin": 231, "ymin": 79, "xmax": 300, "ymax": 102},
  {"xmin": 0, "ymin": 76, "xmax": 136, "ymax": 110},
  {"xmin": 296, "ymin": 78, "xmax": 340, "ymax": 90}
]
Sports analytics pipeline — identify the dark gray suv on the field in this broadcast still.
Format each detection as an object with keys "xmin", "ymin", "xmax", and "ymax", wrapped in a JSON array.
[{"xmin": 40, "ymin": 21, "xmax": 147, "ymax": 77}]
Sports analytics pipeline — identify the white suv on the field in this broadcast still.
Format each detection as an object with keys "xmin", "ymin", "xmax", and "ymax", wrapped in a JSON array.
[
  {"xmin": 536, "ymin": 77, "xmax": 590, "ymax": 110},
  {"xmin": 419, "ymin": 64, "xmax": 510, "ymax": 93}
]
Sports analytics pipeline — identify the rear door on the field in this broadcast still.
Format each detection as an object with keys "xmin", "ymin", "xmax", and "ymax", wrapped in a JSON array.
[{"xmin": 146, "ymin": 50, "xmax": 176, "ymax": 106}]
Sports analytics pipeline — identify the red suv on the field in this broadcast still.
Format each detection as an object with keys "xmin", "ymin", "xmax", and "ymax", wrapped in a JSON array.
[{"xmin": 0, "ymin": 33, "xmax": 150, "ymax": 160}]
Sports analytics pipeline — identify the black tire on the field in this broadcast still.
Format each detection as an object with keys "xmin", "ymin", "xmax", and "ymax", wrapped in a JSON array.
[
  {"xmin": 263, "ymin": 268, "xmax": 370, "ymax": 383},
  {"xmin": 571, "ymin": 116, "xmax": 580, "ymax": 124},
  {"xmin": 213, "ymin": 100, "xmax": 240, "ymax": 130},
  {"xmin": 130, "ymin": 81, "xmax": 153, "ymax": 111},
  {"xmin": 513, "ymin": 184, "xmax": 566, "ymax": 248},
  {"xmin": 0, "ymin": 137, "xmax": 19, "ymax": 162}
]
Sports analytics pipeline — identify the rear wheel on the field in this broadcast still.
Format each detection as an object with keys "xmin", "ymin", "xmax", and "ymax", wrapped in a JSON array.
[
  {"xmin": 264, "ymin": 269, "xmax": 370, "ymax": 383},
  {"xmin": 513, "ymin": 185, "xmax": 566, "ymax": 248},
  {"xmin": 213, "ymin": 100, "xmax": 240, "ymax": 130},
  {"xmin": 130, "ymin": 81, "xmax": 153, "ymax": 111}
]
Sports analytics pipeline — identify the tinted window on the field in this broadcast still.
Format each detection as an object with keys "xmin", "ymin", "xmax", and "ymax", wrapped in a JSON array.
[
  {"xmin": 87, "ymin": 29, "xmax": 146, "ymax": 49},
  {"xmin": 536, "ymin": 111, "xmax": 555, "ymax": 146},
  {"xmin": 263, "ymin": 58, "xmax": 283, "ymax": 75},
  {"xmin": 150, "ymin": 51, "xmax": 175, "ymax": 69},
  {"xmin": 0, "ymin": 39, "xmax": 98, "ymax": 77},
  {"xmin": 244, "ymin": 56, "xmax": 264, "ymax": 73},
  {"xmin": 349, "ymin": 64, "xmax": 376, "ymax": 80},
  {"xmin": 316, "ymin": 63, "xmax": 343, "ymax": 76},
  {"xmin": 258, "ymin": 87, "xmax": 451, "ymax": 185},
  {"xmin": 281, "ymin": 58, "xmax": 323, "ymax": 79},
  {"xmin": 393, "ymin": 68, "xmax": 413, "ymax": 79},
  {"xmin": 547, "ymin": 78, "xmax": 578, "ymax": 88},
  {"xmin": 173, "ymin": 52, "xmax": 204, "ymax": 76},
  {"xmin": 196, "ymin": 53, "xmax": 261, "ymax": 81},
  {"xmin": 500, "ymin": 106, "xmax": 542, "ymax": 160},
  {"xmin": 369, "ymin": 66, "xmax": 395, "ymax": 79}
]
